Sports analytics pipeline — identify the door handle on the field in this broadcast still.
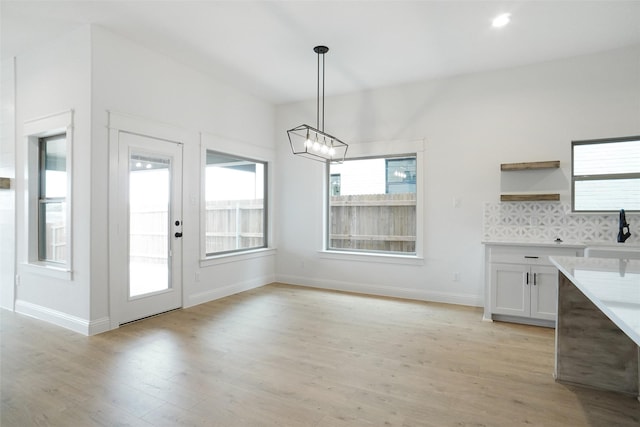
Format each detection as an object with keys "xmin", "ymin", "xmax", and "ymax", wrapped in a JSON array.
[{"xmin": 175, "ymin": 232, "xmax": 183, "ymax": 238}]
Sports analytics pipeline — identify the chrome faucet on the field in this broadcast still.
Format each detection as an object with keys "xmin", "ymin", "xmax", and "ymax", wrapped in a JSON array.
[{"xmin": 617, "ymin": 209, "xmax": 631, "ymax": 243}]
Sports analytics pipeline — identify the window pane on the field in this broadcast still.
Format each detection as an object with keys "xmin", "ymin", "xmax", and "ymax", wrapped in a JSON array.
[
  {"xmin": 38, "ymin": 134, "xmax": 67, "ymax": 264},
  {"xmin": 205, "ymin": 150, "xmax": 266, "ymax": 255},
  {"xmin": 574, "ymin": 140, "xmax": 640, "ymax": 176},
  {"xmin": 39, "ymin": 201, "xmax": 66, "ymax": 263},
  {"xmin": 43, "ymin": 135, "xmax": 67, "ymax": 198},
  {"xmin": 573, "ymin": 137, "xmax": 640, "ymax": 212},
  {"xmin": 574, "ymin": 178, "xmax": 640, "ymax": 211},
  {"xmin": 329, "ymin": 156, "xmax": 417, "ymax": 254}
]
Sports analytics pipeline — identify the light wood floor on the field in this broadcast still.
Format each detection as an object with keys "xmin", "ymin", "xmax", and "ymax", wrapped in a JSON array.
[{"xmin": 2, "ymin": 283, "xmax": 639, "ymax": 426}]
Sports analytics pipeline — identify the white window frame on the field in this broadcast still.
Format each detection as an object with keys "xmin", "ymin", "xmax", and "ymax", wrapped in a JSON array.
[
  {"xmin": 199, "ymin": 132, "xmax": 275, "ymax": 266},
  {"xmin": 23, "ymin": 110, "xmax": 73, "ymax": 278},
  {"xmin": 322, "ymin": 139, "xmax": 424, "ymax": 264},
  {"xmin": 572, "ymin": 135, "xmax": 640, "ymax": 213}
]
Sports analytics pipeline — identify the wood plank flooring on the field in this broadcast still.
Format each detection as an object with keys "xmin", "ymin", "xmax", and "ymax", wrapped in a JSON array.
[{"xmin": 2, "ymin": 283, "xmax": 639, "ymax": 426}]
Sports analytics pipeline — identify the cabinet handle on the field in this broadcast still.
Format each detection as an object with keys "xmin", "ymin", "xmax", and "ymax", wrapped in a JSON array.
[
  {"xmin": 526, "ymin": 272, "xmax": 529, "ymax": 285},
  {"xmin": 524, "ymin": 256, "xmax": 539, "ymax": 259},
  {"xmin": 533, "ymin": 273, "xmax": 537, "ymax": 286}
]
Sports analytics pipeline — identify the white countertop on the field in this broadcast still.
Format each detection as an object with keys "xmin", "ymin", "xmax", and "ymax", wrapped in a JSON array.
[{"xmin": 550, "ymin": 256, "xmax": 640, "ymax": 346}]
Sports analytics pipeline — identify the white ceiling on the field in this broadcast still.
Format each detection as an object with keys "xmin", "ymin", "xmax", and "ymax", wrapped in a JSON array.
[{"xmin": 2, "ymin": 1, "xmax": 640, "ymax": 104}]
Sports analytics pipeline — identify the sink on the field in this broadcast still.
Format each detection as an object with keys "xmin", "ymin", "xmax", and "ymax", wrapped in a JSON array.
[{"xmin": 584, "ymin": 243, "xmax": 640, "ymax": 259}]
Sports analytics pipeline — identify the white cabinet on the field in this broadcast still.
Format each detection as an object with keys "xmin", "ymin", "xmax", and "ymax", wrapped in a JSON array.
[
  {"xmin": 484, "ymin": 244, "xmax": 584, "ymax": 327},
  {"xmin": 491, "ymin": 263, "xmax": 557, "ymax": 320}
]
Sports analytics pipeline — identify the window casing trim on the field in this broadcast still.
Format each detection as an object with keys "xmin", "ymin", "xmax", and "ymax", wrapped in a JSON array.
[
  {"xmin": 318, "ymin": 249, "xmax": 424, "ymax": 265},
  {"xmin": 200, "ymin": 247, "xmax": 277, "ymax": 267},
  {"xmin": 200, "ymin": 132, "xmax": 274, "ymax": 260},
  {"xmin": 324, "ymin": 138, "xmax": 425, "ymax": 258},
  {"xmin": 24, "ymin": 110, "xmax": 73, "ymax": 276}
]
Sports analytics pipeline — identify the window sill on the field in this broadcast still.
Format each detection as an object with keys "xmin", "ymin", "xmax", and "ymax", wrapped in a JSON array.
[
  {"xmin": 20, "ymin": 262, "xmax": 72, "ymax": 281},
  {"xmin": 319, "ymin": 250, "xmax": 424, "ymax": 266},
  {"xmin": 200, "ymin": 247, "xmax": 277, "ymax": 267}
]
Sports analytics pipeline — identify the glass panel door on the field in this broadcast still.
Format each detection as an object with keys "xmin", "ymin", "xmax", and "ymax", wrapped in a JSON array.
[
  {"xmin": 113, "ymin": 130, "xmax": 182, "ymax": 325},
  {"xmin": 129, "ymin": 154, "xmax": 170, "ymax": 298}
]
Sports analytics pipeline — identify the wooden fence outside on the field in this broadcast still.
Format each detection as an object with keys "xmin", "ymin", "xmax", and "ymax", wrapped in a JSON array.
[
  {"xmin": 204, "ymin": 200, "xmax": 265, "ymax": 253},
  {"xmin": 129, "ymin": 209, "xmax": 168, "ymax": 264},
  {"xmin": 329, "ymin": 193, "xmax": 416, "ymax": 253},
  {"xmin": 45, "ymin": 223, "xmax": 66, "ymax": 263},
  {"xmin": 128, "ymin": 193, "xmax": 416, "ymax": 261}
]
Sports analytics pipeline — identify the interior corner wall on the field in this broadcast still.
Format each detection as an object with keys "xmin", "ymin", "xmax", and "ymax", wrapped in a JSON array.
[
  {"xmin": 89, "ymin": 26, "xmax": 277, "ymax": 322},
  {"xmin": 274, "ymin": 45, "xmax": 640, "ymax": 306},
  {"xmin": 0, "ymin": 58, "xmax": 16, "ymax": 310},
  {"xmin": 13, "ymin": 26, "xmax": 92, "ymax": 326}
]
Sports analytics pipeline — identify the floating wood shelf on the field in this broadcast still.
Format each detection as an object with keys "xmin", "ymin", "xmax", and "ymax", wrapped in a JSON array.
[
  {"xmin": 501, "ymin": 160, "xmax": 560, "ymax": 171},
  {"xmin": 501, "ymin": 194, "xmax": 560, "ymax": 202},
  {"xmin": 0, "ymin": 178, "xmax": 10, "ymax": 189}
]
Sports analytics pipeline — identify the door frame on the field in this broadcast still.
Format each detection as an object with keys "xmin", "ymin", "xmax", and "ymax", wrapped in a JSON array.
[{"xmin": 107, "ymin": 112, "xmax": 186, "ymax": 329}]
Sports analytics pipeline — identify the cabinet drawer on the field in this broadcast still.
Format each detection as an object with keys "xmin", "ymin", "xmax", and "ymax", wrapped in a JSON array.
[
  {"xmin": 490, "ymin": 252, "xmax": 552, "ymax": 265},
  {"xmin": 489, "ymin": 246, "xmax": 582, "ymax": 265}
]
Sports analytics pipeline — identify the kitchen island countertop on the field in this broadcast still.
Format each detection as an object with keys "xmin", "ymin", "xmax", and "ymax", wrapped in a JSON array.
[{"xmin": 550, "ymin": 255, "xmax": 640, "ymax": 346}]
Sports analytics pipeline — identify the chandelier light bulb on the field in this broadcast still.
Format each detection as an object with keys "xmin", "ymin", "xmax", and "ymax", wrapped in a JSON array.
[
  {"xmin": 312, "ymin": 141, "xmax": 321, "ymax": 151},
  {"xmin": 328, "ymin": 147, "xmax": 336, "ymax": 156},
  {"xmin": 320, "ymin": 144, "xmax": 329, "ymax": 154},
  {"xmin": 305, "ymin": 131, "xmax": 313, "ymax": 149}
]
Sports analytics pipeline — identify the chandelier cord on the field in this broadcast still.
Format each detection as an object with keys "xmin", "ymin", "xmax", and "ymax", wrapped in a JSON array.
[
  {"xmin": 316, "ymin": 50, "xmax": 320, "ymax": 131},
  {"xmin": 322, "ymin": 50, "xmax": 325, "ymax": 133}
]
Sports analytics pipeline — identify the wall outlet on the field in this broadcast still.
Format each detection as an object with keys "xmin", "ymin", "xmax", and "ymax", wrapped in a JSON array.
[
  {"xmin": 15, "ymin": 274, "xmax": 20, "ymax": 286},
  {"xmin": 453, "ymin": 272, "xmax": 460, "ymax": 282},
  {"xmin": 453, "ymin": 197, "xmax": 461, "ymax": 208},
  {"xmin": 194, "ymin": 271, "xmax": 200, "ymax": 282}
]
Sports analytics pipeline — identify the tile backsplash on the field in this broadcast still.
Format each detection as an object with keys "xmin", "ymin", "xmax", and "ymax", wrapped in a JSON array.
[{"xmin": 483, "ymin": 202, "xmax": 639, "ymax": 244}]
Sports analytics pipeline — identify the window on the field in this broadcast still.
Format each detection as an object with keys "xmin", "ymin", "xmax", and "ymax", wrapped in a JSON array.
[
  {"xmin": 24, "ymin": 109, "xmax": 73, "ymax": 274},
  {"xmin": 572, "ymin": 136, "xmax": 640, "ymax": 212},
  {"xmin": 38, "ymin": 134, "xmax": 67, "ymax": 263},
  {"xmin": 204, "ymin": 150, "xmax": 267, "ymax": 255},
  {"xmin": 328, "ymin": 155, "xmax": 417, "ymax": 254},
  {"xmin": 330, "ymin": 173, "xmax": 341, "ymax": 196}
]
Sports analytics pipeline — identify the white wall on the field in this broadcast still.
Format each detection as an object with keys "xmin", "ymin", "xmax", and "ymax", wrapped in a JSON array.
[
  {"xmin": 0, "ymin": 58, "xmax": 16, "ymax": 310},
  {"xmin": 4, "ymin": 23, "xmax": 638, "ymax": 333},
  {"xmin": 4, "ymin": 25, "xmax": 277, "ymax": 334},
  {"xmin": 13, "ymin": 26, "xmax": 93, "ymax": 325},
  {"xmin": 90, "ymin": 26, "xmax": 277, "ymax": 323},
  {"xmin": 275, "ymin": 45, "xmax": 640, "ymax": 306}
]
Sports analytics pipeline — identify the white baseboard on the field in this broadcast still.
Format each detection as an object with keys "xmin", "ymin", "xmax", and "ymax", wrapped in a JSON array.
[
  {"xmin": 15, "ymin": 300, "xmax": 111, "ymax": 336},
  {"xmin": 185, "ymin": 275, "xmax": 274, "ymax": 308},
  {"xmin": 275, "ymin": 274, "xmax": 483, "ymax": 307},
  {"xmin": 88, "ymin": 317, "xmax": 112, "ymax": 335}
]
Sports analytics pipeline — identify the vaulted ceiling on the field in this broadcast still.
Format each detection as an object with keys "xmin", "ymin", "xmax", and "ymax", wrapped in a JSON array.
[{"xmin": 2, "ymin": 1, "xmax": 639, "ymax": 104}]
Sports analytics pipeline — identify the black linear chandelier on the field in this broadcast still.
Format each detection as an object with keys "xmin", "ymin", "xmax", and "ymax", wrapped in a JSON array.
[{"xmin": 287, "ymin": 45, "xmax": 348, "ymax": 163}]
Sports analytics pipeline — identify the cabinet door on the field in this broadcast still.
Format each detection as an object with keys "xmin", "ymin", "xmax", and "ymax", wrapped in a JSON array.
[
  {"xmin": 491, "ymin": 263, "xmax": 530, "ymax": 317},
  {"xmin": 530, "ymin": 265, "xmax": 558, "ymax": 321}
]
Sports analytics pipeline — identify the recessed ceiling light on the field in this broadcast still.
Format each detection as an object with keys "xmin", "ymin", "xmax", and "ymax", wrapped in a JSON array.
[{"xmin": 492, "ymin": 13, "xmax": 511, "ymax": 28}]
